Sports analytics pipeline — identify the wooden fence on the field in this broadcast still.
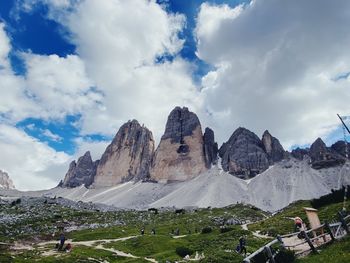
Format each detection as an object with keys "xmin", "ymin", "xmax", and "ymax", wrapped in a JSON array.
[{"xmin": 243, "ymin": 212, "xmax": 350, "ymax": 263}]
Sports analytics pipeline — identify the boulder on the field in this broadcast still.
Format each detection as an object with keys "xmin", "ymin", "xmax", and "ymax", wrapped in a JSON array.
[
  {"xmin": 93, "ymin": 120, "xmax": 154, "ymax": 187},
  {"xmin": 150, "ymin": 107, "xmax": 207, "ymax": 183}
]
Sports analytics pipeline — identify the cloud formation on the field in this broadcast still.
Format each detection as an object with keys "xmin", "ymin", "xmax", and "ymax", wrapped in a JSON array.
[
  {"xmin": 0, "ymin": 124, "xmax": 70, "ymax": 190},
  {"xmin": 60, "ymin": 0, "xmax": 202, "ymax": 142},
  {"xmin": 196, "ymin": 0, "xmax": 350, "ymax": 147}
]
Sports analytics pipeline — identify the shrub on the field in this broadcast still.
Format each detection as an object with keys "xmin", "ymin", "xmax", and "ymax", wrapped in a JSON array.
[
  {"xmin": 175, "ymin": 247, "xmax": 193, "ymax": 258},
  {"xmin": 275, "ymin": 248, "xmax": 295, "ymax": 263},
  {"xmin": 201, "ymin": 227, "xmax": 212, "ymax": 234},
  {"xmin": 311, "ymin": 186, "xmax": 350, "ymax": 209},
  {"xmin": 220, "ymin": 227, "xmax": 233, "ymax": 233}
]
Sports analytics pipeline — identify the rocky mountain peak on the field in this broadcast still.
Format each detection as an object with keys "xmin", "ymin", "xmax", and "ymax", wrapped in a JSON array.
[
  {"xmin": 261, "ymin": 130, "xmax": 285, "ymax": 164},
  {"xmin": 162, "ymin": 106, "xmax": 201, "ymax": 144},
  {"xmin": 309, "ymin": 137, "xmax": 344, "ymax": 169},
  {"xmin": 0, "ymin": 170, "xmax": 15, "ymax": 189},
  {"xmin": 331, "ymin": 140, "xmax": 350, "ymax": 158},
  {"xmin": 150, "ymin": 107, "xmax": 207, "ymax": 183},
  {"xmin": 203, "ymin": 127, "xmax": 218, "ymax": 168},
  {"xmin": 219, "ymin": 127, "xmax": 269, "ymax": 179},
  {"xmin": 93, "ymin": 119, "xmax": 155, "ymax": 187},
  {"xmin": 61, "ymin": 151, "xmax": 97, "ymax": 188},
  {"xmin": 309, "ymin": 137, "xmax": 328, "ymax": 162}
]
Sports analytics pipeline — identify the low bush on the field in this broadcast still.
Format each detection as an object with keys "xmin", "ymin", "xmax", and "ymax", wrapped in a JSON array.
[
  {"xmin": 175, "ymin": 246, "xmax": 193, "ymax": 258},
  {"xmin": 201, "ymin": 227, "xmax": 212, "ymax": 234}
]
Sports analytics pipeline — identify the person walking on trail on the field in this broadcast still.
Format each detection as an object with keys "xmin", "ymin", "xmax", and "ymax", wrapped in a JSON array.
[
  {"xmin": 294, "ymin": 217, "xmax": 303, "ymax": 232},
  {"xmin": 239, "ymin": 236, "xmax": 247, "ymax": 256},
  {"xmin": 59, "ymin": 233, "xmax": 66, "ymax": 251}
]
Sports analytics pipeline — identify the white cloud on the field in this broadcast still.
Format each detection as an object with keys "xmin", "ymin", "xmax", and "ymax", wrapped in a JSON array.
[
  {"xmin": 24, "ymin": 53, "xmax": 102, "ymax": 120},
  {"xmin": 73, "ymin": 137, "xmax": 110, "ymax": 161},
  {"xmin": 195, "ymin": 0, "xmax": 350, "ymax": 148},
  {"xmin": 41, "ymin": 129, "xmax": 63, "ymax": 142},
  {"xmin": 0, "ymin": 124, "xmax": 70, "ymax": 190},
  {"xmin": 195, "ymin": 2, "xmax": 243, "ymax": 46},
  {"xmin": 0, "ymin": 23, "xmax": 11, "ymax": 69},
  {"xmin": 51, "ymin": 0, "xmax": 202, "ymax": 143}
]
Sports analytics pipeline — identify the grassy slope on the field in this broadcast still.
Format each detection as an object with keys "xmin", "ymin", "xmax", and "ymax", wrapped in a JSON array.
[
  {"xmin": 249, "ymin": 200, "xmax": 349, "ymax": 236},
  {"xmin": 296, "ymin": 236, "xmax": 350, "ymax": 263},
  {"xmin": 0, "ymin": 203, "xmax": 268, "ymax": 262},
  {"xmin": 2, "ymin": 197, "xmax": 349, "ymax": 263}
]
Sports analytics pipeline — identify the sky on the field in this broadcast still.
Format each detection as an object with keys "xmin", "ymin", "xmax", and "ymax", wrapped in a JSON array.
[{"xmin": 0, "ymin": 0, "xmax": 350, "ymax": 190}]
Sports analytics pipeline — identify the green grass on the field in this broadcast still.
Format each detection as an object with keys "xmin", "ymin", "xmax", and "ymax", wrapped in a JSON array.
[
  {"xmin": 2, "ymin": 197, "xmax": 349, "ymax": 263},
  {"xmin": 249, "ymin": 200, "xmax": 350, "ymax": 236},
  {"xmin": 296, "ymin": 235, "xmax": 350, "ymax": 263}
]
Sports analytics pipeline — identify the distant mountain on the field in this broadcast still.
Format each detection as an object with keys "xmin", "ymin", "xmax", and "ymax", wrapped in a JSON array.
[
  {"xmin": 62, "ymin": 106, "xmax": 218, "ymax": 187},
  {"xmin": 43, "ymin": 158, "xmax": 349, "ymax": 212},
  {"xmin": 60, "ymin": 151, "xmax": 98, "ymax": 188},
  {"xmin": 0, "ymin": 170, "xmax": 15, "ymax": 190},
  {"xmin": 150, "ymin": 106, "xmax": 209, "ymax": 183},
  {"xmin": 54, "ymin": 105, "xmax": 350, "ymax": 212},
  {"xmin": 93, "ymin": 120, "xmax": 155, "ymax": 187},
  {"xmin": 218, "ymin": 128, "xmax": 285, "ymax": 179}
]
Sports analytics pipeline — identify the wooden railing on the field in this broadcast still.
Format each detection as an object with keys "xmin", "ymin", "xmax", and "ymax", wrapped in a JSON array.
[{"xmin": 243, "ymin": 212, "xmax": 350, "ymax": 263}]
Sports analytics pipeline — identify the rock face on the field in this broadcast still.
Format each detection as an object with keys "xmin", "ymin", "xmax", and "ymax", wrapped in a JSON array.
[
  {"xmin": 150, "ymin": 107, "xmax": 207, "ymax": 183},
  {"xmin": 309, "ymin": 138, "xmax": 344, "ymax": 169},
  {"xmin": 291, "ymin": 147, "xmax": 310, "ymax": 160},
  {"xmin": 0, "ymin": 170, "xmax": 15, "ymax": 189},
  {"xmin": 261, "ymin": 130, "xmax": 285, "ymax": 164},
  {"xmin": 93, "ymin": 120, "xmax": 155, "ymax": 187},
  {"xmin": 331, "ymin": 140, "xmax": 350, "ymax": 159},
  {"xmin": 219, "ymin": 127, "xmax": 269, "ymax": 179},
  {"xmin": 61, "ymin": 151, "xmax": 97, "ymax": 188},
  {"xmin": 203, "ymin": 127, "xmax": 218, "ymax": 168}
]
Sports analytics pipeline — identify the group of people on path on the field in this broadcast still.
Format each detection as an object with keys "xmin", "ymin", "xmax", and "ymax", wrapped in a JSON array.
[{"xmin": 55, "ymin": 233, "xmax": 72, "ymax": 252}]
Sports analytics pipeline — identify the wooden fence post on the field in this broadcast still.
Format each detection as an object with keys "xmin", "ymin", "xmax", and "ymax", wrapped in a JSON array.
[
  {"xmin": 338, "ymin": 211, "xmax": 349, "ymax": 234},
  {"xmin": 264, "ymin": 246, "xmax": 275, "ymax": 263},
  {"xmin": 302, "ymin": 230, "xmax": 316, "ymax": 253},
  {"xmin": 325, "ymin": 221, "xmax": 335, "ymax": 241}
]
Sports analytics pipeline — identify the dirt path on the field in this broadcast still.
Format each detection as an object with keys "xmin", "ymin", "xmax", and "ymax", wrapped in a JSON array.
[
  {"xmin": 33, "ymin": 235, "xmax": 158, "ymax": 263},
  {"xmin": 241, "ymin": 224, "xmax": 272, "ymax": 239}
]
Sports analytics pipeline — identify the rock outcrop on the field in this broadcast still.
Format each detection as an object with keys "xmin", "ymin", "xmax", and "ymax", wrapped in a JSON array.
[
  {"xmin": 0, "ymin": 170, "xmax": 15, "ymax": 189},
  {"xmin": 203, "ymin": 127, "xmax": 218, "ymax": 168},
  {"xmin": 93, "ymin": 120, "xmax": 155, "ymax": 187},
  {"xmin": 219, "ymin": 127, "xmax": 269, "ymax": 179},
  {"xmin": 291, "ymin": 147, "xmax": 310, "ymax": 160},
  {"xmin": 261, "ymin": 130, "xmax": 285, "ymax": 164},
  {"xmin": 61, "ymin": 151, "xmax": 97, "ymax": 188},
  {"xmin": 309, "ymin": 138, "xmax": 344, "ymax": 169},
  {"xmin": 331, "ymin": 140, "xmax": 350, "ymax": 159},
  {"xmin": 150, "ymin": 107, "xmax": 207, "ymax": 183}
]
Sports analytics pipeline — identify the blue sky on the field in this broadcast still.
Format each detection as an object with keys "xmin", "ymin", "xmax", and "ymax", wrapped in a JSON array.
[
  {"xmin": 0, "ymin": 0, "xmax": 350, "ymax": 190},
  {"xmin": 0, "ymin": 0, "xmax": 247, "ymax": 155}
]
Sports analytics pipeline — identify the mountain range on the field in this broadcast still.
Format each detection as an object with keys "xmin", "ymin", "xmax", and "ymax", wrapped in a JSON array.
[{"xmin": 1, "ymin": 106, "xmax": 349, "ymax": 211}]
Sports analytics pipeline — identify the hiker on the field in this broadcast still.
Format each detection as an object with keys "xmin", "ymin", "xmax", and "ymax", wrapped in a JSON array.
[
  {"xmin": 58, "ymin": 233, "xmax": 65, "ymax": 251},
  {"xmin": 294, "ymin": 217, "xmax": 303, "ymax": 232},
  {"xmin": 141, "ymin": 228, "xmax": 145, "ymax": 235},
  {"xmin": 64, "ymin": 243, "xmax": 72, "ymax": 252},
  {"xmin": 239, "ymin": 236, "xmax": 247, "ymax": 256},
  {"xmin": 151, "ymin": 228, "xmax": 156, "ymax": 235}
]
